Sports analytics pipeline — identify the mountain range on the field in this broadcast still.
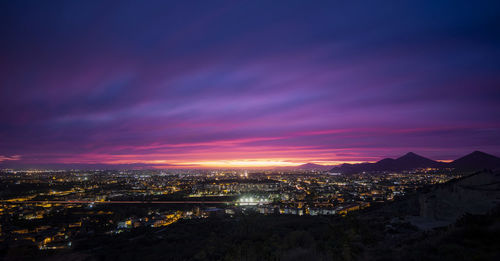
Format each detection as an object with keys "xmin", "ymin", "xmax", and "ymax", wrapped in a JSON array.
[{"xmin": 295, "ymin": 151, "xmax": 500, "ymax": 173}]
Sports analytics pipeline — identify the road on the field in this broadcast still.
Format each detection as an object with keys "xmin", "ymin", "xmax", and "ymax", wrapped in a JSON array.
[{"xmin": 0, "ymin": 200, "xmax": 266, "ymax": 204}]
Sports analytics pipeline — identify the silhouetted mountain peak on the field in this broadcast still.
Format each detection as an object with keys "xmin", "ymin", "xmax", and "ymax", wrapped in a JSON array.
[
  {"xmin": 377, "ymin": 158, "xmax": 395, "ymax": 164},
  {"xmin": 300, "ymin": 163, "xmax": 321, "ymax": 168},
  {"xmin": 451, "ymin": 151, "xmax": 500, "ymax": 170},
  {"xmin": 296, "ymin": 163, "xmax": 333, "ymax": 170},
  {"xmin": 471, "ymin": 151, "xmax": 492, "ymax": 157},
  {"xmin": 397, "ymin": 152, "xmax": 427, "ymax": 160},
  {"xmin": 455, "ymin": 151, "xmax": 499, "ymax": 161},
  {"xmin": 393, "ymin": 152, "xmax": 440, "ymax": 169}
]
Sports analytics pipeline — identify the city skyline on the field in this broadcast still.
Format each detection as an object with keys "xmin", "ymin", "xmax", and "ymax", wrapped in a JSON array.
[{"xmin": 1, "ymin": 1, "xmax": 500, "ymax": 168}]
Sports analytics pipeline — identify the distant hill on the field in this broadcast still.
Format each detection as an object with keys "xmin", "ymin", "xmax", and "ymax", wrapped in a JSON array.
[
  {"xmin": 450, "ymin": 151, "xmax": 500, "ymax": 170},
  {"xmin": 295, "ymin": 163, "xmax": 335, "ymax": 171},
  {"xmin": 330, "ymin": 151, "xmax": 500, "ymax": 174},
  {"xmin": 390, "ymin": 152, "xmax": 445, "ymax": 169}
]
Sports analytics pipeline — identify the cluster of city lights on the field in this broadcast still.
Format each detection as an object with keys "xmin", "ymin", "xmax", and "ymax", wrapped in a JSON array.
[{"xmin": 238, "ymin": 197, "xmax": 269, "ymax": 205}]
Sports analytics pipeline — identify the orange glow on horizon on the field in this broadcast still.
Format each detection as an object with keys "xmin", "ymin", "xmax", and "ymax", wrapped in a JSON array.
[
  {"xmin": 7, "ymin": 148, "xmax": 460, "ymax": 169},
  {"xmin": 101, "ymin": 159, "xmax": 372, "ymax": 168},
  {"xmin": 35, "ymin": 155, "xmax": 373, "ymax": 169}
]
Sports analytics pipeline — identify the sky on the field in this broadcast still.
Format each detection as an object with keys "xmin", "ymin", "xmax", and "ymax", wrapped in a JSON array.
[{"xmin": 1, "ymin": 0, "xmax": 500, "ymax": 169}]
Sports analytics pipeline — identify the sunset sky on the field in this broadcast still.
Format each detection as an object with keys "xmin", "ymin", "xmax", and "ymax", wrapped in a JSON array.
[{"xmin": 1, "ymin": 1, "xmax": 499, "ymax": 168}]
